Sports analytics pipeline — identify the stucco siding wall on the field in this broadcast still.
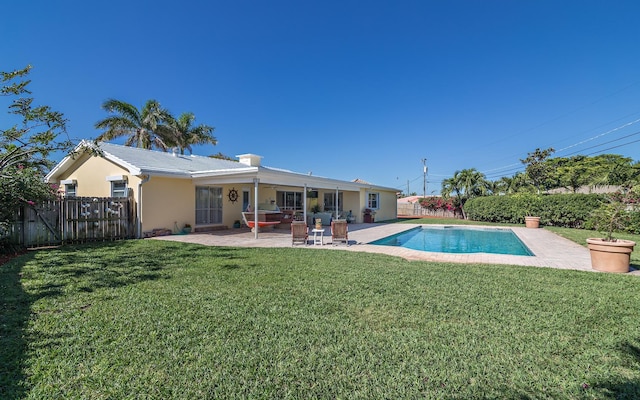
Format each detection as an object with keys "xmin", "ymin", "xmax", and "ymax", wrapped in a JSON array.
[
  {"xmin": 141, "ymin": 177, "xmax": 194, "ymax": 232},
  {"xmin": 341, "ymin": 192, "xmax": 360, "ymax": 221},
  {"xmin": 375, "ymin": 190, "xmax": 399, "ymax": 221},
  {"xmin": 222, "ymin": 185, "xmax": 246, "ymax": 228},
  {"xmin": 55, "ymin": 154, "xmax": 140, "ymax": 199}
]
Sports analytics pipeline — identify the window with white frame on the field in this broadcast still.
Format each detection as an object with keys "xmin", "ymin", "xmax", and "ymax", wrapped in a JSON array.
[
  {"xmin": 195, "ymin": 186, "xmax": 222, "ymax": 225},
  {"xmin": 276, "ymin": 191, "xmax": 303, "ymax": 211},
  {"xmin": 323, "ymin": 192, "xmax": 343, "ymax": 212},
  {"xmin": 111, "ymin": 181, "xmax": 127, "ymax": 197},
  {"xmin": 65, "ymin": 184, "xmax": 77, "ymax": 197},
  {"xmin": 367, "ymin": 192, "xmax": 379, "ymax": 209}
]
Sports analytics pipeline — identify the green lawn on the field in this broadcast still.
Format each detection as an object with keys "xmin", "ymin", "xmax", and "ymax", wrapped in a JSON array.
[{"xmin": 2, "ymin": 235, "xmax": 640, "ymax": 399}]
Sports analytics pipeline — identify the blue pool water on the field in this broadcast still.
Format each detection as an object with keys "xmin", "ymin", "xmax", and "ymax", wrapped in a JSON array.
[{"xmin": 370, "ymin": 226, "xmax": 534, "ymax": 256}]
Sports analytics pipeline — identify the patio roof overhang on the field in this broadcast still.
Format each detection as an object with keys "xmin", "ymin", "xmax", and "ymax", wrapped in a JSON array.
[{"xmin": 192, "ymin": 167, "xmax": 396, "ymax": 192}]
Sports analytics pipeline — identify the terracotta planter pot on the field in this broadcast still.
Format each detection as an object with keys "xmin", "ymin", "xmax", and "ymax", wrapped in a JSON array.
[
  {"xmin": 586, "ymin": 238, "xmax": 635, "ymax": 273},
  {"xmin": 524, "ymin": 216, "xmax": 540, "ymax": 228}
]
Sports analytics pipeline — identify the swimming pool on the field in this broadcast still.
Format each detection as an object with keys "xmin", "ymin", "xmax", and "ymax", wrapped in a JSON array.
[{"xmin": 370, "ymin": 226, "xmax": 534, "ymax": 256}]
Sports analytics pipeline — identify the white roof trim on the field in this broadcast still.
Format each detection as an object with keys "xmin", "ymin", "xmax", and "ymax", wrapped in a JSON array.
[{"xmin": 106, "ymin": 175, "xmax": 127, "ymax": 182}]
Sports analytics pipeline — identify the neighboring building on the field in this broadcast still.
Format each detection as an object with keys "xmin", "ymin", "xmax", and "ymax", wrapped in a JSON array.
[{"xmin": 45, "ymin": 141, "xmax": 399, "ymax": 237}]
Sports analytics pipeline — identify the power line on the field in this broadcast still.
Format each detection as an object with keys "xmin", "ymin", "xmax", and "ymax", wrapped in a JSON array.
[
  {"xmin": 583, "ymin": 138, "xmax": 640, "ymax": 157},
  {"xmin": 555, "ymin": 117, "xmax": 640, "ymax": 154},
  {"xmin": 483, "ymin": 134, "xmax": 640, "ymax": 180},
  {"xmin": 481, "ymin": 80, "xmax": 640, "ymax": 148},
  {"xmin": 561, "ymin": 129, "xmax": 640, "ymax": 157},
  {"xmin": 477, "ymin": 116, "xmax": 640, "ymax": 179}
]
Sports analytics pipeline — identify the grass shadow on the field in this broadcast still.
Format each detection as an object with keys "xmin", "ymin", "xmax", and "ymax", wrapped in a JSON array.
[
  {"xmin": 0, "ymin": 240, "xmax": 226, "ymax": 398},
  {"xmin": 594, "ymin": 340, "xmax": 640, "ymax": 398},
  {"xmin": 0, "ymin": 252, "xmax": 36, "ymax": 399}
]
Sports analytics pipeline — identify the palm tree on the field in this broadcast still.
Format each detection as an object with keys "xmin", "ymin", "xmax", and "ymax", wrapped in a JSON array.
[
  {"xmin": 441, "ymin": 168, "xmax": 488, "ymax": 219},
  {"xmin": 441, "ymin": 173, "xmax": 462, "ymax": 200},
  {"xmin": 167, "ymin": 112, "xmax": 216, "ymax": 155},
  {"xmin": 95, "ymin": 99, "xmax": 173, "ymax": 150},
  {"xmin": 458, "ymin": 168, "xmax": 488, "ymax": 198},
  {"xmin": 485, "ymin": 180, "xmax": 502, "ymax": 196}
]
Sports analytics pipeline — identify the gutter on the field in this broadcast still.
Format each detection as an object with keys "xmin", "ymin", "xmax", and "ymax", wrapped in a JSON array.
[{"xmin": 137, "ymin": 175, "xmax": 151, "ymax": 238}]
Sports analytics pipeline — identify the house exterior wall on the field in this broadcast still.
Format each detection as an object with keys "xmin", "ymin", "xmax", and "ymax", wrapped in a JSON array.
[
  {"xmin": 140, "ymin": 177, "xmax": 194, "ymax": 232},
  {"xmin": 143, "ymin": 182, "xmax": 252, "ymax": 232},
  {"xmin": 49, "ymin": 148, "xmax": 399, "ymax": 232},
  {"xmin": 55, "ymin": 153, "xmax": 141, "ymax": 199},
  {"xmin": 375, "ymin": 190, "xmax": 399, "ymax": 221},
  {"xmin": 222, "ymin": 184, "xmax": 246, "ymax": 227},
  {"xmin": 355, "ymin": 188, "xmax": 398, "ymax": 222},
  {"xmin": 341, "ymin": 192, "xmax": 360, "ymax": 221}
]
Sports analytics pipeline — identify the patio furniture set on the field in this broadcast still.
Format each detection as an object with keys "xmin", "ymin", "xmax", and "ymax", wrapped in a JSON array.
[{"xmin": 291, "ymin": 220, "xmax": 349, "ymax": 246}]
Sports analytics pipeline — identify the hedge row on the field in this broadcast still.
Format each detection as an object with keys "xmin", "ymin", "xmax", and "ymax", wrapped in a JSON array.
[{"xmin": 464, "ymin": 193, "xmax": 605, "ymax": 228}]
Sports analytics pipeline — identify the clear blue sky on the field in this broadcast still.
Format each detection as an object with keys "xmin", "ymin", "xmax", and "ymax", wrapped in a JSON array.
[{"xmin": 3, "ymin": 1, "xmax": 640, "ymax": 194}]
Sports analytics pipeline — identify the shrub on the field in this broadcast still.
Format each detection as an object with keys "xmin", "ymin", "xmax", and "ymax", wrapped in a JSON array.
[
  {"xmin": 465, "ymin": 193, "xmax": 605, "ymax": 228},
  {"xmin": 418, "ymin": 196, "xmax": 460, "ymax": 213}
]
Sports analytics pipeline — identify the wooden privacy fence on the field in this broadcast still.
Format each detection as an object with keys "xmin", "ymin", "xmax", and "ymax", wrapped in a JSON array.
[
  {"xmin": 397, "ymin": 203, "xmax": 462, "ymax": 219},
  {"xmin": 5, "ymin": 196, "xmax": 135, "ymax": 248}
]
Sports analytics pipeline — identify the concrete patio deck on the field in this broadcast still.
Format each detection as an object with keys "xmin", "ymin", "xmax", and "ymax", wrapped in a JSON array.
[{"xmin": 154, "ymin": 223, "xmax": 639, "ymax": 274}]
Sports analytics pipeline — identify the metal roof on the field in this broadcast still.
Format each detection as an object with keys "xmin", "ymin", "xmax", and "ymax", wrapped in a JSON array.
[{"xmin": 46, "ymin": 141, "xmax": 400, "ymax": 192}]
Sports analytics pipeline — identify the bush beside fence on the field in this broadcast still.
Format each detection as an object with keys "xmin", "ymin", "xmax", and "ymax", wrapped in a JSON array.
[{"xmin": 464, "ymin": 193, "xmax": 606, "ymax": 228}]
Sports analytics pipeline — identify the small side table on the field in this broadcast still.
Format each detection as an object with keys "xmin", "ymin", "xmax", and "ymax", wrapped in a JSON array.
[{"xmin": 311, "ymin": 228, "xmax": 324, "ymax": 245}]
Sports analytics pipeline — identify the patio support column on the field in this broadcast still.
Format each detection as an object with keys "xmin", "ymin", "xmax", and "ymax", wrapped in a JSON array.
[
  {"xmin": 303, "ymin": 184, "xmax": 307, "ymax": 226},
  {"xmin": 254, "ymin": 178, "xmax": 259, "ymax": 239},
  {"xmin": 335, "ymin": 187, "xmax": 339, "ymax": 220}
]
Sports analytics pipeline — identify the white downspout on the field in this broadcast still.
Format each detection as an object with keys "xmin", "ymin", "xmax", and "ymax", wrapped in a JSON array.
[{"xmin": 137, "ymin": 175, "xmax": 151, "ymax": 238}]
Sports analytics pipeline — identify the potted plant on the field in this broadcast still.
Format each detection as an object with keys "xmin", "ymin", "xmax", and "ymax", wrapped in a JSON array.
[
  {"xmin": 519, "ymin": 148, "xmax": 556, "ymax": 228},
  {"xmin": 586, "ymin": 194, "xmax": 635, "ymax": 273},
  {"xmin": 522, "ymin": 194, "xmax": 542, "ymax": 228},
  {"xmin": 182, "ymin": 223, "xmax": 192, "ymax": 234},
  {"xmin": 310, "ymin": 204, "xmax": 322, "ymax": 228},
  {"xmin": 524, "ymin": 216, "xmax": 541, "ymax": 228},
  {"xmin": 233, "ymin": 220, "xmax": 241, "ymax": 228},
  {"xmin": 363, "ymin": 208, "xmax": 375, "ymax": 223}
]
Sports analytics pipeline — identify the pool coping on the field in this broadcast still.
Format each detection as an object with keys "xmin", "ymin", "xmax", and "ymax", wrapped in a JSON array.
[
  {"xmin": 369, "ymin": 225, "xmax": 535, "ymax": 257},
  {"xmin": 153, "ymin": 223, "xmax": 639, "ymax": 274},
  {"xmin": 349, "ymin": 224, "xmax": 596, "ymax": 272}
]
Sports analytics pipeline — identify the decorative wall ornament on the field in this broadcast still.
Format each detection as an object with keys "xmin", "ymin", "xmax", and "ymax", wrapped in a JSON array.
[{"xmin": 228, "ymin": 188, "xmax": 239, "ymax": 203}]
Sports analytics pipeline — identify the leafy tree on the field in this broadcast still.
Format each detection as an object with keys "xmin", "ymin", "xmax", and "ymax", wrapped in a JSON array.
[
  {"xmin": 520, "ymin": 147, "xmax": 555, "ymax": 193},
  {"xmin": 1, "ymin": 65, "xmax": 73, "ymax": 243},
  {"xmin": 549, "ymin": 155, "xmax": 591, "ymax": 192},
  {"xmin": 600, "ymin": 154, "xmax": 636, "ymax": 186},
  {"xmin": 95, "ymin": 99, "xmax": 174, "ymax": 150},
  {"xmin": 546, "ymin": 154, "xmax": 635, "ymax": 192},
  {"xmin": 167, "ymin": 112, "xmax": 216, "ymax": 155}
]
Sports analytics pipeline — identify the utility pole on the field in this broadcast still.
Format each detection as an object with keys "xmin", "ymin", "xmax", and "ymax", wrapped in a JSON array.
[{"xmin": 421, "ymin": 158, "xmax": 427, "ymax": 198}]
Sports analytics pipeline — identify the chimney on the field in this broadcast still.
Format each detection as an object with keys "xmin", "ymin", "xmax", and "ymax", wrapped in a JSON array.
[{"xmin": 236, "ymin": 153, "xmax": 262, "ymax": 167}]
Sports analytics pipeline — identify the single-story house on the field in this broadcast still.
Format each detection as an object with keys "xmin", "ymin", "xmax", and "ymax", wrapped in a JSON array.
[{"xmin": 45, "ymin": 141, "xmax": 399, "ymax": 238}]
